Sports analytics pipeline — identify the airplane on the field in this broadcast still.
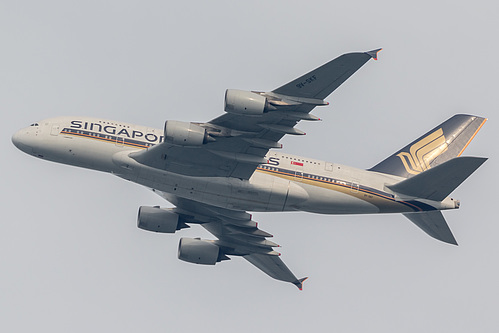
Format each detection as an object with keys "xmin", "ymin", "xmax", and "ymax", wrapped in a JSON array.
[{"xmin": 12, "ymin": 49, "xmax": 487, "ymax": 290}]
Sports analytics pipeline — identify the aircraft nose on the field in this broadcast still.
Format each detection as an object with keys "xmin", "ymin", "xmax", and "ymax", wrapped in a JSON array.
[
  {"xmin": 12, "ymin": 129, "xmax": 32, "ymax": 154},
  {"xmin": 12, "ymin": 131, "xmax": 22, "ymax": 148}
]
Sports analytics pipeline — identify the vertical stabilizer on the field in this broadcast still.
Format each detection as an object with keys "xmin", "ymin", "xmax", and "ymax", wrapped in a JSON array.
[{"xmin": 369, "ymin": 114, "xmax": 486, "ymax": 178}]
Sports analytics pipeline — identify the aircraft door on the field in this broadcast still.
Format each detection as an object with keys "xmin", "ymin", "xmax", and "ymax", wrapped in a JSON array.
[
  {"xmin": 50, "ymin": 124, "xmax": 60, "ymax": 136},
  {"xmin": 291, "ymin": 160, "xmax": 304, "ymax": 182},
  {"xmin": 116, "ymin": 137, "xmax": 125, "ymax": 147}
]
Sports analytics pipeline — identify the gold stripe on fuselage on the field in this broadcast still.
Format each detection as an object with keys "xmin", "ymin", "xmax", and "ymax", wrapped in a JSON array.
[
  {"xmin": 256, "ymin": 167, "xmax": 423, "ymax": 213},
  {"xmin": 60, "ymin": 129, "xmax": 151, "ymax": 149}
]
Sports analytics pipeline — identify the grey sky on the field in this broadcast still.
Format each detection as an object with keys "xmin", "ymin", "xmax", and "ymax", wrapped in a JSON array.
[{"xmin": 1, "ymin": 0, "xmax": 498, "ymax": 332}]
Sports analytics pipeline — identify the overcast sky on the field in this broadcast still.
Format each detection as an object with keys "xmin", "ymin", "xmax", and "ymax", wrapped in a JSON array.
[{"xmin": 1, "ymin": 1, "xmax": 498, "ymax": 332}]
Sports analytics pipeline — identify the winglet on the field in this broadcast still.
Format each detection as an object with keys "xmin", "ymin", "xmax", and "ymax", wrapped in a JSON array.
[
  {"xmin": 366, "ymin": 48, "xmax": 382, "ymax": 60},
  {"xmin": 294, "ymin": 277, "xmax": 309, "ymax": 291}
]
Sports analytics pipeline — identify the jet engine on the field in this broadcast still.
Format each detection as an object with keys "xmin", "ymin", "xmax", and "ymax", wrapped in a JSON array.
[
  {"xmin": 164, "ymin": 120, "xmax": 212, "ymax": 146},
  {"xmin": 137, "ymin": 206, "xmax": 181, "ymax": 233},
  {"xmin": 224, "ymin": 89, "xmax": 270, "ymax": 115},
  {"xmin": 177, "ymin": 238, "xmax": 222, "ymax": 265}
]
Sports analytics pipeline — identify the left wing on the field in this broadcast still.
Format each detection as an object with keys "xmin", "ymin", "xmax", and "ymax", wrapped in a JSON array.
[
  {"xmin": 130, "ymin": 49, "xmax": 380, "ymax": 179},
  {"xmin": 162, "ymin": 193, "xmax": 308, "ymax": 290}
]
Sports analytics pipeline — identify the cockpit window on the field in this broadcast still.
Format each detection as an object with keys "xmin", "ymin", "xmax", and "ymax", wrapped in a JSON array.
[{"xmin": 30, "ymin": 123, "xmax": 39, "ymax": 127}]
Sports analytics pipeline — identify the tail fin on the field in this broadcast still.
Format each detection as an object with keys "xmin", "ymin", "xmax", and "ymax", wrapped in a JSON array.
[
  {"xmin": 387, "ymin": 156, "xmax": 487, "ymax": 201},
  {"xmin": 369, "ymin": 114, "xmax": 487, "ymax": 178},
  {"xmin": 403, "ymin": 211, "xmax": 458, "ymax": 245}
]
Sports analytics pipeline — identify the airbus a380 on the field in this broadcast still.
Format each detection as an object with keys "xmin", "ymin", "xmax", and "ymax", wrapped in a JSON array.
[{"xmin": 12, "ymin": 49, "xmax": 487, "ymax": 289}]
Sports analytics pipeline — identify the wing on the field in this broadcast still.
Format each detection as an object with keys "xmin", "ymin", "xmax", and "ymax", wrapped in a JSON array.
[
  {"xmin": 130, "ymin": 49, "xmax": 381, "ymax": 179},
  {"xmin": 161, "ymin": 192, "xmax": 308, "ymax": 290}
]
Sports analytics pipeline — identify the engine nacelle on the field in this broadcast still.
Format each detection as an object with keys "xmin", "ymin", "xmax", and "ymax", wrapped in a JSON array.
[
  {"xmin": 178, "ymin": 238, "xmax": 221, "ymax": 265},
  {"xmin": 164, "ymin": 120, "xmax": 210, "ymax": 146},
  {"xmin": 137, "ymin": 206, "xmax": 180, "ymax": 233},
  {"xmin": 224, "ymin": 89, "xmax": 268, "ymax": 115}
]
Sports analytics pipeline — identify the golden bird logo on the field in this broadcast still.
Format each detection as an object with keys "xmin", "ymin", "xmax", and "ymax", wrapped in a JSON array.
[{"xmin": 397, "ymin": 128, "xmax": 448, "ymax": 175}]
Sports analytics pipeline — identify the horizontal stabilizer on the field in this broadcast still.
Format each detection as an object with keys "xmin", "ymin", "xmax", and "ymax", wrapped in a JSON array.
[
  {"xmin": 403, "ymin": 211, "xmax": 457, "ymax": 245},
  {"xmin": 387, "ymin": 157, "xmax": 487, "ymax": 201}
]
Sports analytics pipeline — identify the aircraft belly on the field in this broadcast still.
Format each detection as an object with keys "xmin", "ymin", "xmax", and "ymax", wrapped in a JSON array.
[
  {"xmin": 113, "ymin": 164, "xmax": 296, "ymax": 212},
  {"xmin": 225, "ymin": 172, "xmax": 309, "ymax": 212},
  {"xmin": 111, "ymin": 151, "xmax": 432, "ymax": 214},
  {"xmin": 110, "ymin": 154, "xmax": 266, "ymax": 210},
  {"xmin": 227, "ymin": 174, "xmax": 278, "ymax": 211},
  {"xmin": 130, "ymin": 171, "xmax": 233, "ymax": 208}
]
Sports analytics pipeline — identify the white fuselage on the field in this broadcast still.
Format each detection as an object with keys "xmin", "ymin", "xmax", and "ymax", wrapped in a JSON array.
[{"xmin": 12, "ymin": 117, "xmax": 457, "ymax": 214}]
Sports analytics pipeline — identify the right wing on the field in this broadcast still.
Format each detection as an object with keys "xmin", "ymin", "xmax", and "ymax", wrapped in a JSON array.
[
  {"xmin": 161, "ymin": 193, "xmax": 308, "ymax": 290},
  {"xmin": 130, "ymin": 49, "xmax": 381, "ymax": 180}
]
